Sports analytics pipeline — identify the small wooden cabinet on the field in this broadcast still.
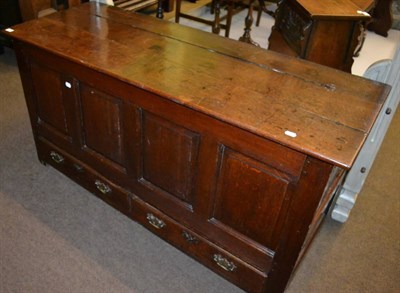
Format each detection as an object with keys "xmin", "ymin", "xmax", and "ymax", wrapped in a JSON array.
[
  {"xmin": 268, "ymin": 0, "xmax": 374, "ymax": 72},
  {"xmin": 3, "ymin": 3, "xmax": 389, "ymax": 292}
]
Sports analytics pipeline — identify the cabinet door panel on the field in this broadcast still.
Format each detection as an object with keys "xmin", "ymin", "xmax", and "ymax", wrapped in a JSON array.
[
  {"xmin": 80, "ymin": 84, "xmax": 125, "ymax": 168},
  {"xmin": 210, "ymin": 146, "xmax": 295, "ymax": 250},
  {"xmin": 139, "ymin": 111, "xmax": 200, "ymax": 207}
]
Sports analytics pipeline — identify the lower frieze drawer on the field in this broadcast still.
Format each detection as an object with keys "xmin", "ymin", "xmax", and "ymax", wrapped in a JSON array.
[
  {"xmin": 130, "ymin": 196, "xmax": 268, "ymax": 293},
  {"xmin": 37, "ymin": 137, "xmax": 131, "ymax": 215}
]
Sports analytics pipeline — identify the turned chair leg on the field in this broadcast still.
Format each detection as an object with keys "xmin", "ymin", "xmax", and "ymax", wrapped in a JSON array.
[
  {"xmin": 225, "ymin": 1, "xmax": 234, "ymax": 37},
  {"xmin": 156, "ymin": 0, "xmax": 164, "ymax": 19},
  {"xmin": 256, "ymin": 0, "xmax": 277, "ymax": 27},
  {"xmin": 256, "ymin": 5, "xmax": 262, "ymax": 26},
  {"xmin": 212, "ymin": 0, "xmax": 221, "ymax": 35}
]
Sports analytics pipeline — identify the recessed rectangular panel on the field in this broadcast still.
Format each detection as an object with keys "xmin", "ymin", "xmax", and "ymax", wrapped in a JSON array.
[
  {"xmin": 141, "ymin": 112, "xmax": 200, "ymax": 205},
  {"xmin": 80, "ymin": 84, "xmax": 124, "ymax": 166},
  {"xmin": 31, "ymin": 62, "xmax": 68, "ymax": 134},
  {"xmin": 212, "ymin": 147, "xmax": 291, "ymax": 249}
]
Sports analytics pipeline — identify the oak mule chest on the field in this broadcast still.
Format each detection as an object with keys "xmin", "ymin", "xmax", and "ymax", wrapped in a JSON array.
[{"xmin": 3, "ymin": 2, "xmax": 389, "ymax": 292}]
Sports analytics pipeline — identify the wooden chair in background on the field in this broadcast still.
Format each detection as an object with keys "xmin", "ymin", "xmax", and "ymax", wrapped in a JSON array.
[
  {"xmin": 18, "ymin": 0, "xmax": 85, "ymax": 21},
  {"xmin": 255, "ymin": 0, "xmax": 277, "ymax": 27},
  {"xmin": 175, "ymin": 0, "xmax": 237, "ymax": 37},
  {"xmin": 17, "ymin": 0, "xmax": 173, "ymax": 22},
  {"xmin": 114, "ymin": 0, "xmax": 174, "ymax": 18},
  {"xmin": 174, "ymin": 0, "xmax": 274, "ymax": 43},
  {"xmin": 174, "ymin": 0, "xmax": 264, "ymax": 38}
]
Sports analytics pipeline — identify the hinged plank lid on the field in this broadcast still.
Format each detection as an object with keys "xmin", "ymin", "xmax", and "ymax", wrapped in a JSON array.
[{"xmin": 2, "ymin": 2, "xmax": 390, "ymax": 169}]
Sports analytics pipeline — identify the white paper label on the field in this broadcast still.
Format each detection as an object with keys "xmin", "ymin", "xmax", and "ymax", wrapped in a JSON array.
[{"xmin": 284, "ymin": 130, "xmax": 297, "ymax": 138}]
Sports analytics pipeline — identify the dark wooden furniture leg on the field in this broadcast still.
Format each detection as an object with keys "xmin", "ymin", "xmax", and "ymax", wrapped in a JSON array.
[
  {"xmin": 225, "ymin": 1, "xmax": 234, "ymax": 37},
  {"xmin": 239, "ymin": 0, "xmax": 260, "ymax": 46},
  {"xmin": 163, "ymin": 0, "xmax": 174, "ymax": 12},
  {"xmin": 368, "ymin": 0, "xmax": 393, "ymax": 37},
  {"xmin": 256, "ymin": 0, "xmax": 276, "ymax": 27},
  {"xmin": 212, "ymin": 0, "xmax": 221, "ymax": 34},
  {"xmin": 156, "ymin": 0, "xmax": 164, "ymax": 18},
  {"xmin": 175, "ymin": 0, "xmax": 182, "ymax": 22}
]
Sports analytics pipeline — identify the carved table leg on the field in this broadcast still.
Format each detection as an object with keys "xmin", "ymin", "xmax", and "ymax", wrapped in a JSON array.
[
  {"xmin": 239, "ymin": 0, "xmax": 260, "ymax": 46},
  {"xmin": 354, "ymin": 21, "xmax": 366, "ymax": 57}
]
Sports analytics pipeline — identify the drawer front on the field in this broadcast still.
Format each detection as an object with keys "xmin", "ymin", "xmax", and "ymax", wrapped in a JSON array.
[
  {"xmin": 37, "ymin": 137, "xmax": 131, "ymax": 215},
  {"xmin": 130, "ymin": 197, "xmax": 267, "ymax": 293}
]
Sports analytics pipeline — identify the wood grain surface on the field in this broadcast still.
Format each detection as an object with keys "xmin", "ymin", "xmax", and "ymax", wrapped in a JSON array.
[
  {"xmin": 2, "ymin": 2, "xmax": 389, "ymax": 169},
  {"xmin": 296, "ymin": 0, "xmax": 373, "ymax": 18}
]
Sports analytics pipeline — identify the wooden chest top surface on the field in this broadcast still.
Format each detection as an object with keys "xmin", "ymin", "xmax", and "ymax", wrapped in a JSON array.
[{"xmin": 3, "ymin": 2, "xmax": 389, "ymax": 169}]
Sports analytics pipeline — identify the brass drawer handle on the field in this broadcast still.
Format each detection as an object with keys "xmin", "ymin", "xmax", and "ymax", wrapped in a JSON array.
[
  {"xmin": 50, "ymin": 151, "xmax": 64, "ymax": 164},
  {"xmin": 95, "ymin": 180, "xmax": 111, "ymax": 194},
  {"xmin": 182, "ymin": 231, "xmax": 199, "ymax": 244},
  {"xmin": 146, "ymin": 213, "xmax": 166, "ymax": 229},
  {"xmin": 213, "ymin": 254, "xmax": 237, "ymax": 272}
]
